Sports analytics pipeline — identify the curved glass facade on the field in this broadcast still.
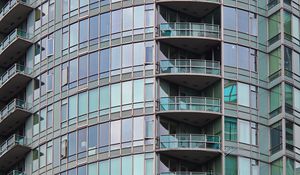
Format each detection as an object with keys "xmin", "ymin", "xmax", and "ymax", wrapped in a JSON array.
[{"xmin": 1, "ymin": 0, "xmax": 300, "ymax": 175}]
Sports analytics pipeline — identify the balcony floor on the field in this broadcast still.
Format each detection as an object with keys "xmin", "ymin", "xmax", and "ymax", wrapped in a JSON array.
[
  {"xmin": 0, "ymin": 3, "xmax": 33, "ymax": 34},
  {"xmin": 157, "ymin": 111, "xmax": 221, "ymax": 127},
  {"xmin": 0, "ymin": 109, "xmax": 31, "ymax": 136},
  {"xmin": 158, "ymin": 149, "xmax": 221, "ymax": 164},
  {"xmin": 157, "ymin": 74, "xmax": 221, "ymax": 90},
  {"xmin": 0, "ymin": 144, "xmax": 30, "ymax": 171},
  {"xmin": 0, "ymin": 73, "xmax": 32, "ymax": 102},
  {"xmin": 0, "ymin": 37, "xmax": 33, "ymax": 68}
]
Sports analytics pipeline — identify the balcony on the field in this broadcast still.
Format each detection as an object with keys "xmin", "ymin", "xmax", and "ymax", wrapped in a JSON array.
[
  {"xmin": 158, "ymin": 59, "xmax": 221, "ymax": 90},
  {"xmin": 159, "ymin": 172, "xmax": 216, "ymax": 175},
  {"xmin": 0, "ymin": 0, "xmax": 33, "ymax": 34},
  {"xmin": 158, "ymin": 97, "xmax": 221, "ymax": 126},
  {"xmin": 0, "ymin": 29, "xmax": 33, "ymax": 68},
  {"xmin": 157, "ymin": 23, "xmax": 220, "ymax": 54},
  {"xmin": 0, "ymin": 99, "xmax": 32, "ymax": 136},
  {"xmin": 0, "ymin": 64, "xmax": 32, "ymax": 102},
  {"xmin": 158, "ymin": 134, "xmax": 221, "ymax": 164},
  {"xmin": 7, "ymin": 170, "xmax": 26, "ymax": 175},
  {"xmin": 0, "ymin": 135, "xmax": 31, "ymax": 171}
]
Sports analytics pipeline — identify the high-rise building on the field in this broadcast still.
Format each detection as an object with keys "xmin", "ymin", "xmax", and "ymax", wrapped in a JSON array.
[{"xmin": 0, "ymin": 0, "xmax": 299, "ymax": 174}]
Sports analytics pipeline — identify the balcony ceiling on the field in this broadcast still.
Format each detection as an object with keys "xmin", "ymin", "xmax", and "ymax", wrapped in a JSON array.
[
  {"xmin": 159, "ymin": 149, "xmax": 221, "ymax": 164},
  {"xmin": 157, "ymin": 111, "xmax": 221, "ymax": 127},
  {"xmin": 157, "ymin": 38, "xmax": 220, "ymax": 55},
  {"xmin": 0, "ymin": 3, "xmax": 33, "ymax": 34},
  {"xmin": 158, "ymin": 74, "xmax": 221, "ymax": 91},
  {"xmin": 0, "ymin": 73, "xmax": 32, "ymax": 102},
  {"xmin": 157, "ymin": 1, "xmax": 220, "ymax": 19}
]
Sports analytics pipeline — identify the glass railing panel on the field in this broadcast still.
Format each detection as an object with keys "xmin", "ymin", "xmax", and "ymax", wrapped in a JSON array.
[
  {"xmin": 0, "ymin": 135, "xmax": 30, "ymax": 156},
  {"xmin": 160, "ymin": 134, "xmax": 221, "ymax": 150},
  {"xmin": 159, "ymin": 97, "xmax": 221, "ymax": 112},
  {"xmin": 0, "ymin": 0, "xmax": 30, "ymax": 19},
  {"xmin": 159, "ymin": 172, "xmax": 215, "ymax": 175},
  {"xmin": 7, "ymin": 170, "xmax": 26, "ymax": 175},
  {"xmin": 0, "ymin": 64, "xmax": 32, "ymax": 86},
  {"xmin": 160, "ymin": 23, "xmax": 220, "ymax": 39},
  {"xmin": 0, "ymin": 99, "xmax": 32, "ymax": 121},
  {"xmin": 160, "ymin": 59, "xmax": 221, "ymax": 75},
  {"xmin": 0, "ymin": 29, "xmax": 33, "ymax": 53}
]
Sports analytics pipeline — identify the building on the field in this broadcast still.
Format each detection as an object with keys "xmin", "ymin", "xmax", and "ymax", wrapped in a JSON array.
[{"xmin": 0, "ymin": 0, "xmax": 299, "ymax": 174}]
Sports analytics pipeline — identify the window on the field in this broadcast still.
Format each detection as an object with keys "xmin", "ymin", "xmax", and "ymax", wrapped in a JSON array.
[
  {"xmin": 239, "ymin": 157, "xmax": 250, "ymax": 175},
  {"xmin": 224, "ymin": 43, "xmax": 237, "ymax": 67},
  {"xmin": 111, "ymin": 120, "xmax": 121, "ymax": 150},
  {"xmin": 47, "ymin": 38, "xmax": 54, "ymax": 56},
  {"xmin": 134, "ymin": 154, "xmax": 144, "ymax": 175},
  {"xmin": 89, "ymin": 88, "xmax": 99, "ymax": 114},
  {"xmin": 89, "ymin": 52, "xmax": 98, "ymax": 81},
  {"xmin": 123, "ymin": 8, "xmax": 133, "ymax": 31},
  {"xmin": 69, "ymin": 59, "xmax": 78, "ymax": 88},
  {"xmin": 80, "ymin": 19, "xmax": 89, "ymax": 44},
  {"xmin": 225, "ymin": 117, "xmax": 237, "ymax": 141},
  {"xmin": 224, "ymin": 7, "xmax": 236, "ymax": 31},
  {"xmin": 70, "ymin": 23, "xmax": 79, "ymax": 49},
  {"xmin": 271, "ymin": 159, "xmax": 283, "ymax": 175},
  {"xmin": 68, "ymin": 132, "xmax": 77, "ymax": 160},
  {"xmin": 134, "ymin": 6, "xmax": 144, "ymax": 29},
  {"xmin": 270, "ymin": 122, "xmax": 282, "ymax": 154},
  {"xmin": 88, "ymin": 163, "xmax": 97, "ymax": 175},
  {"xmin": 99, "ymin": 160, "xmax": 109, "ymax": 174},
  {"xmin": 226, "ymin": 156, "xmax": 237, "ymax": 175},
  {"xmin": 100, "ymin": 13, "xmax": 110, "ymax": 37},
  {"xmin": 270, "ymin": 85, "xmax": 282, "ymax": 113},
  {"xmin": 122, "ymin": 156, "xmax": 132, "ymax": 175},
  {"xmin": 99, "ymin": 122, "xmax": 109, "ymax": 152},
  {"xmin": 238, "ymin": 83, "xmax": 250, "ymax": 107},
  {"xmin": 224, "ymin": 80, "xmax": 237, "ymax": 103},
  {"xmin": 39, "ymin": 144, "xmax": 46, "ymax": 168},
  {"xmin": 112, "ymin": 10, "xmax": 122, "ymax": 34},
  {"xmin": 79, "ymin": 55, "xmax": 88, "ymax": 85},
  {"xmin": 100, "ymin": 49, "xmax": 110, "ymax": 77},
  {"xmin": 90, "ymin": 16, "xmax": 99, "ymax": 42},
  {"xmin": 238, "ymin": 9, "xmax": 249, "ymax": 33},
  {"xmin": 78, "ymin": 92, "xmax": 88, "ymax": 118},
  {"xmin": 47, "ymin": 106, "xmax": 53, "ymax": 128},
  {"xmin": 69, "ymin": 95, "xmax": 77, "ymax": 120},
  {"xmin": 88, "ymin": 125, "xmax": 98, "ymax": 155},
  {"xmin": 40, "ymin": 108, "xmax": 46, "ymax": 132},
  {"xmin": 122, "ymin": 118, "xmax": 132, "ymax": 148},
  {"xmin": 239, "ymin": 120, "xmax": 250, "ymax": 144},
  {"xmin": 111, "ymin": 158, "xmax": 121, "ymax": 175},
  {"xmin": 78, "ymin": 128, "xmax": 87, "ymax": 158}
]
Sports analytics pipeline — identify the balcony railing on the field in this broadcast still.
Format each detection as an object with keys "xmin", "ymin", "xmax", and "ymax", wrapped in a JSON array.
[
  {"xmin": 159, "ymin": 96, "xmax": 221, "ymax": 113},
  {"xmin": 159, "ymin": 59, "xmax": 221, "ymax": 76},
  {"xmin": 159, "ymin": 23, "xmax": 220, "ymax": 39},
  {"xmin": 0, "ymin": 0, "xmax": 29, "ymax": 19},
  {"xmin": 0, "ymin": 29, "xmax": 33, "ymax": 54},
  {"xmin": 160, "ymin": 134, "xmax": 221, "ymax": 150},
  {"xmin": 160, "ymin": 171, "xmax": 215, "ymax": 175},
  {"xmin": 0, "ymin": 134, "xmax": 30, "ymax": 156},
  {"xmin": 7, "ymin": 170, "xmax": 26, "ymax": 175},
  {"xmin": 0, "ymin": 64, "xmax": 32, "ymax": 87},
  {"xmin": 0, "ymin": 99, "xmax": 31, "ymax": 121}
]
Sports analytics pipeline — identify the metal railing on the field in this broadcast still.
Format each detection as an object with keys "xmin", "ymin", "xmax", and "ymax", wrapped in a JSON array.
[
  {"xmin": 159, "ymin": 59, "xmax": 221, "ymax": 76},
  {"xmin": 159, "ymin": 22, "xmax": 220, "ymax": 39},
  {"xmin": 0, "ymin": 29, "xmax": 33, "ymax": 54},
  {"xmin": 159, "ymin": 134, "xmax": 220, "ymax": 150},
  {"xmin": 0, "ymin": 134, "xmax": 30, "ymax": 156},
  {"xmin": 0, "ymin": 0, "xmax": 30, "ymax": 20},
  {"xmin": 0, "ymin": 64, "xmax": 32, "ymax": 86},
  {"xmin": 159, "ymin": 171, "xmax": 216, "ymax": 175},
  {"xmin": 0, "ymin": 99, "xmax": 31, "ymax": 121},
  {"xmin": 7, "ymin": 170, "xmax": 26, "ymax": 175},
  {"xmin": 159, "ymin": 96, "xmax": 221, "ymax": 113}
]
